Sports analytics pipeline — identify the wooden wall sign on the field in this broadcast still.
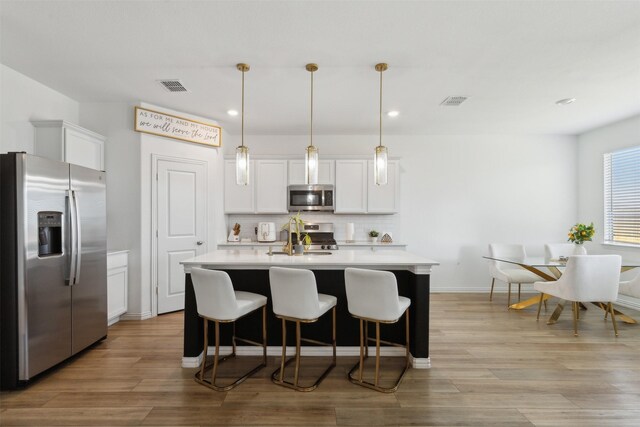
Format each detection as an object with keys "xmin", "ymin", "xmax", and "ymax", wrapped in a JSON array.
[{"xmin": 134, "ymin": 107, "xmax": 222, "ymax": 147}]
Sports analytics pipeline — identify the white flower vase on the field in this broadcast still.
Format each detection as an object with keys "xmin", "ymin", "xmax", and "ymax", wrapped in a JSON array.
[
  {"xmin": 369, "ymin": 236, "xmax": 378, "ymax": 243},
  {"xmin": 573, "ymin": 244, "xmax": 587, "ymax": 255}
]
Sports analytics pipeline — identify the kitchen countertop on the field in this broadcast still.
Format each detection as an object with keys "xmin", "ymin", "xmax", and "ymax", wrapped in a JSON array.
[
  {"xmin": 217, "ymin": 240, "xmax": 407, "ymax": 247},
  {"xmin": 181, "ymin": 249, "xmax": 437, "ymax": 273}
]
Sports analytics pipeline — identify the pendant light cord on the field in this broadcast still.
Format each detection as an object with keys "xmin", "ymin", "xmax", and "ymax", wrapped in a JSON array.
[
  {"xmin": 241, "ymin": 68, "xmax": 245, "ymax": 148},
  {"xmin": 379, "ymin": 67, "xmax": 383, "ymax": 148},
  {"xmin": 310, "ymin": 69, "xmax": 314, "ymax": 148}
]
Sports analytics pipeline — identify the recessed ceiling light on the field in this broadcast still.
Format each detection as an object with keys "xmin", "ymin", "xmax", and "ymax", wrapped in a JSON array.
[
  {"xmin": 227, "ymin": 109, "xmax": 239, "ymax": 116},
  {"xmin": 556, "ymin": 98, "xmax": 576, "ymax": 106},
  {"xmin": 387, "ymin": 111, "xmax": 399, "ymax": 117}
]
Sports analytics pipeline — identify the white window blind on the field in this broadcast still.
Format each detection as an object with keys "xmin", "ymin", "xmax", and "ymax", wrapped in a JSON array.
[{"xmin": 604, "ymin": 145, "xmax": 640, "ymax": 245}]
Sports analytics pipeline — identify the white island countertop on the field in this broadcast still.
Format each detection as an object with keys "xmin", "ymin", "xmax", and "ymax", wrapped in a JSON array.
[{"xmin": 181, "ymin": 249, "xmax": 438, "ymax": 274}]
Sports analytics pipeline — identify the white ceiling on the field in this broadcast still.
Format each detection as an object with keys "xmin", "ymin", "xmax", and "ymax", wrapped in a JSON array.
[{"xmin": 1, "ymin": 0, "xmax": 640, "ymax": 135}]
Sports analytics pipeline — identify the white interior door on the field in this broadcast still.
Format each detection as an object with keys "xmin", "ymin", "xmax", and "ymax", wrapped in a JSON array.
[{"xmin": 156, "ymin": 157, "xmax": 207, "ymax": 314}]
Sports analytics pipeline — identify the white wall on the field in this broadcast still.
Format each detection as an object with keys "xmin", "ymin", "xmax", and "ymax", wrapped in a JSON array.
[
  {"xmin": 223, "ymin": 134, "xmax": 578, "ymax": 291},
  {"xmin": 577, "ymin": 114, "xmax": 640, "ymax": 308},
  {"xmin": 0, "ymin": 64, "xmax": 79, "ymax": 153},
  {"xmin": 79, "ymin": 102, "xmax": 143, "ymax": 316}
]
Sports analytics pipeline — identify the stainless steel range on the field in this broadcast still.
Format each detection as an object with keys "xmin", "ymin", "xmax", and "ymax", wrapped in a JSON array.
[{"xmin": 292, "ymin": 222, "xmax": 339, "ymax": 250}]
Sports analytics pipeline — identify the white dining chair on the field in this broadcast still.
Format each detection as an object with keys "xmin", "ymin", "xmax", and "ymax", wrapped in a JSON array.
[
  {"xmin": 344, "ymin": 268, "xmax": 411, "ymax": 393},
  {"xmin": 269, "ymin": 267, "xmax": 337, "ymax": 392},
  {"xmin": 619, "ymin": 272, "xmax": 640, "ymax": 299},
  {"xmin": 534, "ymin": 255, "xmax": 622, "ymax": 336},
  {"xmin": 190, "ymin": 268, "xmax": 267, "ymax": 391},
  {"xmin": 545, "ymin": 243, "xmax": 586, "ymax": 259},
  {"xmin": 488, "ymin": 244, "xmax": 541, "ymax": 307}
]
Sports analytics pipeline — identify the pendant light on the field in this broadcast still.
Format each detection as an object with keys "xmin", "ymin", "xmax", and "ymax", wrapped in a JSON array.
[
  {"xmin": 305, "ymin": 63, "xmax": 319, "ymax": 185},
  {"xmin": 235, "ymin": 63, "xmax": 250, "ymax": 185},
  {"xmin": 374, "ymin": 63, "xmax": 388, "ymax": 186}
]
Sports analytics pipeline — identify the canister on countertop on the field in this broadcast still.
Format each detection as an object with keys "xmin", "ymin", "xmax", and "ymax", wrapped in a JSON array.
[{"xmin": 346, "ymin": 223, "xmax": 355, "ymax": 243}]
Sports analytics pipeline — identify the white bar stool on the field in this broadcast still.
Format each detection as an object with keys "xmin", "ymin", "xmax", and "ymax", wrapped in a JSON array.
[
  {"xmin": 344, "ymin": 267, "xmax": 411, "ymax": 393},
  {"xmin": 269, "ymin": 267, "xmax": 337, "ymax": 392},
  {"xmin": 191, "ymin": 267, "xmax": 267, "ymax": 391}
]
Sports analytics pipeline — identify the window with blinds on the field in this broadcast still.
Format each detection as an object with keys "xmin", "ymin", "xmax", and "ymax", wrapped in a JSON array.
[{"xmin": 604, "ymin": 145, "xmax": 640, "ymax": 245}]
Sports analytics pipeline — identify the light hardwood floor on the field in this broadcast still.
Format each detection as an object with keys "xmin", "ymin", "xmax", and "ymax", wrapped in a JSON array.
[{"xmin": 2, "ymin": 293, "xmax": 640, "ymax": 426}]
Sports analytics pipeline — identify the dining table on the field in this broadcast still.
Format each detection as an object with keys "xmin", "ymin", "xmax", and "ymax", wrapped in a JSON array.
[{"xmin": 483, "ymin": 255, "xmax": 640, "ymax": 324}]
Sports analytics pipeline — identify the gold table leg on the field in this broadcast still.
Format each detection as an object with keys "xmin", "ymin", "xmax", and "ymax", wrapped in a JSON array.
[
  {"xmin": 547, "ymin": 299, "xmax": 566, "ymax": 325},
  {"xmin": 594, "ymin": 302, "xmax": 637, "ymax": 324},
  {"xmin": 510, "ymin": 293, "xmax": 550, "ymax": 310}
]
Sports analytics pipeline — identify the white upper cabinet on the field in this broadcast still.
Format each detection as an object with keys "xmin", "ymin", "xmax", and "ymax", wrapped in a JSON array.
[
  {"xmin": 288, "ymin": 160, "xmax": 335, "ymax": 185},
  {"xmin": 32, "ymin": 120, "xmax": 105, "ymax": 171},
  {"xmin": 224, "ymin": 159, "xmax": 255, "ymax": 213},
  {"xmin": 367, "ymin": 160, "xmax": 399, "ymax": 213},
  {"xmin": 255, "ymin": 160, "xmax": 288, "ymax": 213},
  {"xmin": 335, "ymin": 160, "xmax": 368, "ymax": 213}
]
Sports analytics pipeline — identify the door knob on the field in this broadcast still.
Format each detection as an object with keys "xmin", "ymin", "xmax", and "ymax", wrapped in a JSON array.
[{"xmin": 196, "ymin": 241, "xmax": 204, "ymax": 245}]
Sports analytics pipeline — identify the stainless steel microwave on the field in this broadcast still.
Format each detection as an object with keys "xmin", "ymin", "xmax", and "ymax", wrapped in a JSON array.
[{"xmin": 288, "ymin": 185, "xmax": 334, "ymax": 212}]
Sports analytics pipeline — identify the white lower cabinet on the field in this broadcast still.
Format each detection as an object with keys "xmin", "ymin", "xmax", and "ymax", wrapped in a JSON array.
[{"xmin": 107, "ymin": 250, "xmax": 129, "ymax": 325}]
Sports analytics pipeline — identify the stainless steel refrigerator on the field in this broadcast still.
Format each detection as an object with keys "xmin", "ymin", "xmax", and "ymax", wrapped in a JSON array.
[{"xmin": 1, "ymin": 152, "xmax": 107, "ymax": 389}]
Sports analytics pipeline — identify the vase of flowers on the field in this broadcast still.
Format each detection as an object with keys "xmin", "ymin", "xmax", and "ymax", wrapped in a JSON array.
[
  {"xmin": 567, "ymin": 222, "xmax": 594, "ymax": 254},
  {"xmin": 369, "ymin": 230, "xmax": 379, "ymax": 243}
]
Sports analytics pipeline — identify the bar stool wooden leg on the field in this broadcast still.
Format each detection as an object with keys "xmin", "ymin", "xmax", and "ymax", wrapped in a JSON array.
[
  {"xmin": 348, "ymin": 311, "xmax": 411, "ymax": 393},
  {"xmin": 489, "ymin": 278, "xmax": 495, "ymax": 301},
  {"xmin": 294, "ymin": 321, "xmax": 301, "ymax": 387},
  {"xmin": 279, "ymin": 318, "xmax": 286, "ymax": 382},
  {"xmin": 212, "ymin": 321, "xmax": 220, "ymax": 385},
  {"xmin": 199, "ymin": 319, "xmax": 209, "ymax": 381}
]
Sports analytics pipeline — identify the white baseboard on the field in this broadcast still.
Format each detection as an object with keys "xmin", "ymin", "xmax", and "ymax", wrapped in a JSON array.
[
  {"xmin": 182, "ymin": 346, "xmax": 430, "ymax": 369},
  {"xmin": 617, "ymin": 295, "xmax": 640, "ymax": 310},
  {"xmin": 431, "ymin": 286, "xmax": 640, "ymax": 311},
  {"xmin": 119, "ymin": 311, "xmax": 153, "ymax": 321}
]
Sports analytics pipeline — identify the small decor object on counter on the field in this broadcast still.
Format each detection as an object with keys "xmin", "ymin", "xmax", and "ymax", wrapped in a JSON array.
[
  {"xmin": 281, "ymin": 212, "xmax": 312, "ymax": 254},
  {"xmin": 227, "ymin": 223, "xmax": 241, "ymax": 242},
  {"xmin": 380, "ymin": 232, "xmax": 393, "ymax": 243},
  {"xmin": 369, "ymin": 230, "xmax": 379, "ymax": 243},
  {"xmin": 568, "ymin": 222, "xmax": 594, "ymax": 255}
]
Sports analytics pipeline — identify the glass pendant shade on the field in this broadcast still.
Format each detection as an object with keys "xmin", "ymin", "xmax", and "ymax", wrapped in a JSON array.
[
  {"xmin": 236, "ymin": 145, "xmax": 249, "ymax": 185},
  {"xmin": 305, "ymin": 144, "xmax": 319, "ymax": 185},
  {"xmin": 374, "ymin": 145, "xmax": 388, "ymax": 186}
]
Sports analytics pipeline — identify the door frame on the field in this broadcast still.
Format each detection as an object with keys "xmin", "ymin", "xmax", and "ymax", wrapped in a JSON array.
[{"xmin": 151, "ymin": 154, "xmax": 208, "ymax": 317}]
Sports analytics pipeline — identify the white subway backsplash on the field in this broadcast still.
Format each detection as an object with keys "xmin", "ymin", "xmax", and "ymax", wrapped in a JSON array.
[{"xmin": 226, "ymin": 214, "xmax": 399, "ymax": 242}]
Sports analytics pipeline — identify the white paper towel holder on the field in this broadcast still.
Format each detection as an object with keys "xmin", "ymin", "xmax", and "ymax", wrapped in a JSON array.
[{"xmin": 345, "ymin": 223, "xmax": 355, "ymax": 243}]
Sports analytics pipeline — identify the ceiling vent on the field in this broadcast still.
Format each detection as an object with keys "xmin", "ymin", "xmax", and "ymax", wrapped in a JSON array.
[
  {"xmin": 158, "ymin": 79, "xmax": 189, "ymax": 93},
  {"xmin": 440, "ymin": 96, "xmax": 468, "ymax": 106}
]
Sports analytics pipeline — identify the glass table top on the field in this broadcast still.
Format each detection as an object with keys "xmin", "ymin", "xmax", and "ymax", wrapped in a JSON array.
[{"xmin": 483, "ymin": 256, "xmax": 640, "ymax": 268}]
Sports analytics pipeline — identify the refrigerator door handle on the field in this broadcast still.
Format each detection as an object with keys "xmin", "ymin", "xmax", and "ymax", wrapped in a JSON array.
[
  {"xmin": 67, "ymin": 190, "xmax": 77, "ymax": 286},
  {"xmin": 74, "ymin": 191, "xmax": 82, "ymax": 284}
]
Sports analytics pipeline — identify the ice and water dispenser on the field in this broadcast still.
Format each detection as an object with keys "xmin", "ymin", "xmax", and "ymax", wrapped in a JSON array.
[{"xmin": 38, "ymin": 211, "xmax": 62, "ymax": 257}]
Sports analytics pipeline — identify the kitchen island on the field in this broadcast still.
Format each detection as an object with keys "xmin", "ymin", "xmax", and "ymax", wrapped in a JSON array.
[{"xmin": 180, "ymin": 250, "xmax": 438, "ymax": 369}]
